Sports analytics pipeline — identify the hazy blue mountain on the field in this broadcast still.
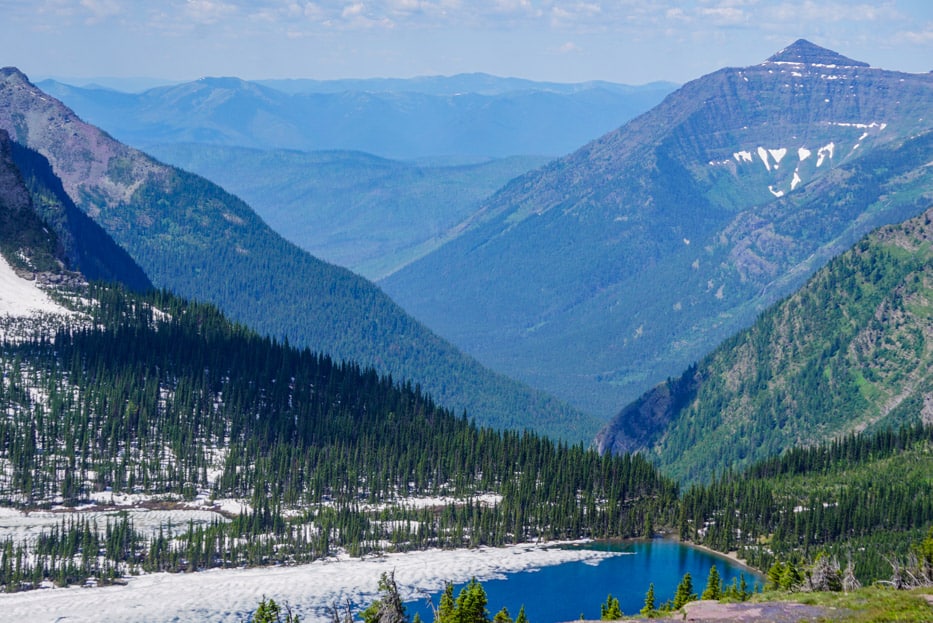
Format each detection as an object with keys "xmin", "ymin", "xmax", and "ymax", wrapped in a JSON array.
[
  {"xmin": 381, "ymin": 40, "xmax": 933, "ymax": 418},
  {"xmin": 0, "ymin": 67, "xmax": 598, "ymax": 443},
  {"xmin": 38, "ymin": 76, "xmax": 675, "ymax": 159},
  {"xmin": 255, "ymin": 73, "xmax": 675, "ymax": 96},
  {"xmin": 146, "ymin": 143, "xmax": 549, "ymax": 279}
]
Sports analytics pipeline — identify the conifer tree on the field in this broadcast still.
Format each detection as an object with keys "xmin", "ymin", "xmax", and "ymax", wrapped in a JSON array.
[
  {"xmin": 599, "ymin": 594, "xmax": 621, "ymax": 620},
  {"xmin": 455, "ymin": 578, "xmax": 489, "ymax": 623},
  {"xmin": 437, "ymin": 582, "xmax": 456, "ymax": 623},
  {"xmin": 514, "ymin": 605, "xmax": 528, "ymax": 623},
  {"xmin": 492, "ymin": 607, "xmax": 512, "ymax": 623},
  {"xmin": 766, "ymin": 562, "xmax": 784, "ymax": 591},
  {"xmin": 671, "ymin": 573, "xmax": 696, "ymax": 610},
  {"xmin": 779, "ymin": 561, "xmax": 803, "ymax": 591},
  {"xmin": 700, "ymin": 565, "xmax": 722, "ymax": 600},
  {"xmin": 362, "ymin": 571, "xmax": 407, "ymax": 623},
  {"xmin": 640, "ymin": 583, "xmax": 656, "ymax": 617}
]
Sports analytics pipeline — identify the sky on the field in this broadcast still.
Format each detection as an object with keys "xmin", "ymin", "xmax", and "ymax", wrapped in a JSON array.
[{"xmin": 1, "ymin": 0, "xmax": 931, "ymax": 87}]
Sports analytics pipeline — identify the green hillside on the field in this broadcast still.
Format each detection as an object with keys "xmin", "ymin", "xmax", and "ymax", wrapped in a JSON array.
[
  {"xmin": 682, "ymin": 423, "xmax": 933, "ymax": 584},
  {"xmin": 599, "ymin": 203, "xmax": 933, "ymax": 482}
]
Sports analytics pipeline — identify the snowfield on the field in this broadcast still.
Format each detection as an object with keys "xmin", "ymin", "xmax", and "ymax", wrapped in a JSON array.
[
  {"xmin": 0, "ymin": 541, "xmax": 622, "ymax": 623},
  {"xmin": 0, "ymin": 255, "xmax": 71, "ymax": 318}
]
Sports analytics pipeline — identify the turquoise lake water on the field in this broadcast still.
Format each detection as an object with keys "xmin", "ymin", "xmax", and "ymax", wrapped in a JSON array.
[{"xmin": 405, "ymin": 540, "xmax": 759, "ymax": 623}]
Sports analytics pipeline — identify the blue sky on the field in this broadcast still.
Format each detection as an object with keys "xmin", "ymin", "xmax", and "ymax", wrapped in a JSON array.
[{"xmin": 2, "ymin": 0, "xmax": 931, "ymax": 85}]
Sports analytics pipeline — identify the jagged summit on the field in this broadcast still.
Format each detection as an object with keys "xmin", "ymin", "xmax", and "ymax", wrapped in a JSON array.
[
  {"xmin": 0, "ymin": 67, "xmax": 30, "ymax": 82},
  {"xmin": 765, "ymin": 39, "xmax": 869, "ymax": 67}
]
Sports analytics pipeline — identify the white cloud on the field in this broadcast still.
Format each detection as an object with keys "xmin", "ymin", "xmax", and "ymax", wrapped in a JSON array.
[
  {"xmin": 556, "ymin": 40, "xmax": 581, "ymax": 53},
  {"xmin": 899, "ymin": 26, "xmax": 933, "ymax": 44},
  {"xmin": 184, "ymin": 0, "xmax": 238, "ymax": 25},
  {"xmin": 698, "ymin": 6, "xmax": 747, "ymax": 25},
  {"xmin": 763, "ymin": 0, "xmax": 897, "ymax": 23},
  {"xmin": 342, "ymin": 2, "xmax": 364, "ymax": 18},
  {"xmin": 79, "ymin": 0, "xmax": 122, "ymax": 24}
]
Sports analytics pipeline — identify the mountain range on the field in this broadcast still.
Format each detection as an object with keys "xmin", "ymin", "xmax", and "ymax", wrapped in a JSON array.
[
  {"xmin": 38, "ymin": 75, "xmax": 675, "ymax": 160},
  {"xmin": 3, "ymin": 41, "xmax": 933, "ymax": 611},
  {"xmin": 381, "ymin": 39, "xmax": 933, "ymax": 418},
  {"xmin": 0, "ymin": 67, "xmax": 596, "ymax": 443}
]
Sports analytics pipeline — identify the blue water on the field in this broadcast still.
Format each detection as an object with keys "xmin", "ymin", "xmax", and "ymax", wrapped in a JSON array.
[{"xmin": 405, "ymin": 540, "xmax": 759, "ymax": 623}]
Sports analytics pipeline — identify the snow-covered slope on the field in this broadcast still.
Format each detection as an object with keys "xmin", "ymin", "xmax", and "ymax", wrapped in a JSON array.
[{"xmin": 0, "ymin": 254, "xmax": 71, "ymax": 318}]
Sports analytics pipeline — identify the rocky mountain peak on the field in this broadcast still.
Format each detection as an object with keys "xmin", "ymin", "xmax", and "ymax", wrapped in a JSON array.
[
  {"xmin": 0, "ymin": 67, "xmax": 30, "ymax": 82},
  {"xmin": 765, "ymin": 39, "xmax": 869, "ymax": 67}
]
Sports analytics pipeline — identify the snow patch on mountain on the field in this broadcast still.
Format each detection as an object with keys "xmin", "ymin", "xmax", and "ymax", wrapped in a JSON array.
[
  {"xmin": 757, "ymin": 146, "xmax": 771, "ymax": 171},
  {"xmin": 817, "ymin": 142, "xmax": 835, "ymax": 167},
  {"xmin": 0, "ymin": 255, "xmax": 71, "ymax": 318}
]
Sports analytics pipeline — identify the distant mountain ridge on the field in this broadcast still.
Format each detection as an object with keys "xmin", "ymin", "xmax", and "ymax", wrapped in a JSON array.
[
  {"xmin": 381, "ymin": 39, "xmax": 933, "ymax": 417},
  {"xmin": 256, "ymin": 72, "xmax": 676, "ymax": 96},
  {"xmin": 145, "ymin": 144, "xmax": 551, "ymax": 279},
  {"xmin": 0, "ymin": 67, "xmax": 597, "ymax": 442},
  {"xmin": 38, "ymin": 75, "xmax": 675, "ymax": 159}
]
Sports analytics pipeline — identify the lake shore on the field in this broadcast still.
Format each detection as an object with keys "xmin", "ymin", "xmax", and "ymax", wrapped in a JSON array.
[
  {"xmin": 0, "ymin": 540, "xmax": 621, "ymax": 623},
  {"xmin": 675, "ymin": 539, "xmax": 764, "ymax": 578}
]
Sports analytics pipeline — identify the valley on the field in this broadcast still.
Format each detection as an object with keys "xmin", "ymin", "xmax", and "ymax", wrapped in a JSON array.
[
  {"xmin": 382, "ymin": 40, "xmax": 933, "ymax": 418},
  {"xmin": 0, "ymin": 35, "xmax": 931, "ymax": 623}
]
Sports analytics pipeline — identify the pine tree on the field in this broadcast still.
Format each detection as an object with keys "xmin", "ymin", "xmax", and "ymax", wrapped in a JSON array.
[
  {"xmin": 252, "ymin": 596, "xmax": 300, "ymax": 623},
  {"xmin": 514, "ymin": 605, "xmax": 528, "ymax": 623},
  {"xmin": 671, "ymin": 573, "xmax": 696, "ymax": 610},
  {"xmin": 492, "ymin": 607, "xmax": 512, "ymax": 623},
  {"xmin": 766, "ymin": 561, "xmax": 784, "ymax": 591},
  {"xmin": 361, "ymin": 571, "xmax": 407, "ymax": 623},
  {"xmin": 779, "ymin": 561, "xmax": 803, "ymax": 591},
  {"xmin": 640, "ymin": 583, "xmax": 656, "ymax": 617},
  {"xmin": 455, "ymin": 578, "xmax": 489, "ymax": 623},
  {"xmin": 700, "ymin": 565, "xmax": 722, "ymax": 600},
  {"xmin": 599, "ymin": 594, "xmax": 621, "ymax": 620}
]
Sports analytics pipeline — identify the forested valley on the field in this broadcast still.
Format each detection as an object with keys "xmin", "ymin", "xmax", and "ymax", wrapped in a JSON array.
[{"xmin": 0, "ymin": 284, "xmax": 678, "ymax": 591}]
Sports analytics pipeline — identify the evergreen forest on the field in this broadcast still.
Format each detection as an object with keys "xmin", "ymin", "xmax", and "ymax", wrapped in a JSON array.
[{"xmin": 0, "ymin": 284, "xmax": 678, "ymax": 591}]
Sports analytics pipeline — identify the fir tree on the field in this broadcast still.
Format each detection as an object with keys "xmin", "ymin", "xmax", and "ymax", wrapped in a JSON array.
[
  {"xmin": 640, "ymin": 583, "xmax": 656, "ymax": 617},
  {"xmin": 599, "ymin": 594, "xmax": 621, "ymax": 620},
  {"xmin": 700, "ymin": 565, "xmax": 721, "ymax": 600},
  {"xmin": 492, "ymin": 607, "xmax": 512, "ymax": 623},
  {"xmin": 671, "ymin": 573, "xmax": 696, "ymax": 610},
  {"xmin": 361, "ymin": 571, "xmax": 407, "ymax": 623}
]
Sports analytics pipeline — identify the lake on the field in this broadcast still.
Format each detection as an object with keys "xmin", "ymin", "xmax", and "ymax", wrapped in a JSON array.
[{"xmin": 405, "ymin": 540, "xmax": 759, "ymax": 623}]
